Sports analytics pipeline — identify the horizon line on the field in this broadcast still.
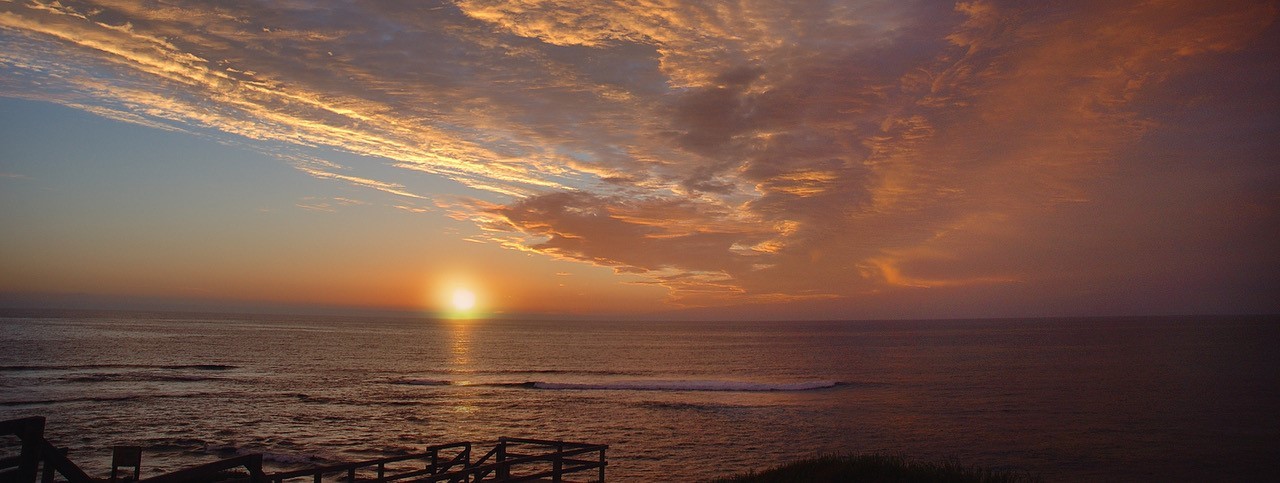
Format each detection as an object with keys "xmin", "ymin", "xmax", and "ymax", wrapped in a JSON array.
[{"xmin": 1, "ymin": 292, "xmax": 1273, "ymax": 324}]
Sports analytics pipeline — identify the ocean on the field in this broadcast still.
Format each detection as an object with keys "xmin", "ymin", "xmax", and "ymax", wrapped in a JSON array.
[{"xmin": 1, "ymin": 311, "xmax": 1277, "ymax": 481}]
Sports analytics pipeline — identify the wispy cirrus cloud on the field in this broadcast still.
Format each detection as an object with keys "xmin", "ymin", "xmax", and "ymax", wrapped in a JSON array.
[
  {"xmin": 2, "ymin": 0, "xmax": 1276, "ymax": 312},
  {"xmin": 1, "ymin": 0, "xmax": 584, "ymax": 195}
]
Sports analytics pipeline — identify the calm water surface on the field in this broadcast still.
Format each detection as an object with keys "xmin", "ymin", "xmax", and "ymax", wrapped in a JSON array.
[{"xmin": 1, "ymin": 311, "xmax": 1277, "ymax": 481}]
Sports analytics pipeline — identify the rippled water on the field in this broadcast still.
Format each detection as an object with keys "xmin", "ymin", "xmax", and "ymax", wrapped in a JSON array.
[{"xmin": 1, "ymin": 311, "xmax": 1277, "ymax": 481}]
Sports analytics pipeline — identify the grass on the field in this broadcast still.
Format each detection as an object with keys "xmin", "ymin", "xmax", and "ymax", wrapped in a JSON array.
[{"xmin": 709, "ymin": 454, "xmax": 1041, "ymax": 483}]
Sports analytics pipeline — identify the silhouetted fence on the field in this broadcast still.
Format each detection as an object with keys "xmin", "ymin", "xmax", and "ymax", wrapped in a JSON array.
[
  {"xmin": 267, "ymin": 442, "xmax": 472, "ymax": 483},
  {"xmin": 1, "ymin": 417, "xmax": 606, "ymax": 483},
  {"xmin": 1, "ymin": 417, "xmax": 95, "ymax": 483}
]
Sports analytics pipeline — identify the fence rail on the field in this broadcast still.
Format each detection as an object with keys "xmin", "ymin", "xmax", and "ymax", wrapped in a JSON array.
[
  {"xmin": 2, "ymin": 417, "xmax": 606, "ymax": 483},
  {"xmin": 267, "ymin": 442, "xmax": 471, "ymax": 483},
  {"xmin": 1, "ymin": 416, "xmax": 96, "ymax": 483}
]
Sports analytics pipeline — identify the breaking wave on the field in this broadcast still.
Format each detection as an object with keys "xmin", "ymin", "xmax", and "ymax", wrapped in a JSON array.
[
  {"xmin": 0, "ymin": 392, "xmax": 227, "ymax": 407},
  {"xmin": 389, "ymin": 378, "xmax": 840, "ymax": 392},
  {"xmin": 392, "ymin": 378, "xmax": 453, "ymax": 386},
  {"xmin": 0, "ymin": 364, "xmax": 237, "ymax": 372},
  {"xmin": 66, "ymin": 373, "xmax": 222, "ymax": 383},
  {"xmin": 202, "ymin": 443, "xmax": 332, "ymax": 467},
  {"xmin": 531, "ymin": 380, "xmax": 840, "ymax": 392}
]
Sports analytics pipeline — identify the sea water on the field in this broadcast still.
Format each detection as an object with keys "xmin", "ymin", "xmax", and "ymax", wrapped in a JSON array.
[{"xmin": 1, "ymin": 311, "xmax": 1277, "ymax": 481}]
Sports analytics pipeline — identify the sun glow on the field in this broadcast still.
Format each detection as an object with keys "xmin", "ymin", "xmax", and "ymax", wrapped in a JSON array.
[
  {"xmin": 451, "ymin": 288, "xmax": 477, "ymax": 312},
  {"xmin": 430, "ymin": 273, "xmax": 486, "ymax": 319}
]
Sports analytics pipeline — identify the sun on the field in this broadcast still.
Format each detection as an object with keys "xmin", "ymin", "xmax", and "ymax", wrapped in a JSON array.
[{"xmin": 451, "ymin": 288, "xmax": 477, "ymax": 312}]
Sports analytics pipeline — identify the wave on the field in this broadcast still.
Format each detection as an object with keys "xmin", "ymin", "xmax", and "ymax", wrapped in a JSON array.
[
  {"xmin": 475, "ymin": 369, "xmax": 635, "ymax": 376},
  {"xmin": 66, "ymin": 373, "xmax": 221, "ymax": 383},
  {"xmin": 261, "ymin": 452, "xmax": 328, "ymax": 465},
  {"xmin": 532, "ymin": 380, "xmax": 841, "ymax": 392},
  {"xmin": 392, "ymin": 378, "xmax": 453, "ymax": 386},
  {"xmin": 141, "ymin": 438, "xmax": 209, "ymax": 453},
  {"xmin": 634, "ymin": 401, "xmax": 759, "ymax": 411},
  {"xmin": 395, "ymin": 368, "xmax": 637, "ymax": 378},
  {"xmin": 0, "ymin": 391, "xmax": 226, "ymax": 407},
  {"xmin": 201, "ymin": 444, "xmax": 330, "ymax": 466},
  {"xmin": 388, "ymin": 377, "xmax": 840, "ymax": 392},
  {"xmin": 0, "ymin": 396, "xmax": 132, "ymax": 407},
  {"xmin": 388, "ymin": 378, "xmax": 538, "ymax": 389},
  {"xmin": 0, "ymin": 363, "xmax": 237, "ymax": 372}
]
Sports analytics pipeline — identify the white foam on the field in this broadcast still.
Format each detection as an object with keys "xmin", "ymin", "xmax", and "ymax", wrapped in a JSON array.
[{"xmin": 532, "ymin": 379, "xmax": 838, "ymax": 392}]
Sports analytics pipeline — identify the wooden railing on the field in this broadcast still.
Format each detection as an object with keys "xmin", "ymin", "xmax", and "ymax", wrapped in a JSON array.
[
  {"xmin": 490, "ymin": 437, "xmax": 607, "ymax": 483},
  {"xmin": 1, "ymin": 416, "xmax": 96, "ymax": 483},
  {"xmin": 268, "ymin": 442, "xmax": 471, "ymax": 483},
  {"xmin": 268, "ymin": 438, "xmax": 607, "ymax": 483},
  {"xmin": 433, "ymin": 437, "xmax": 607, "ymax": 483},
  {"xmin": 1, "ymin": 418, "xmax": 606, "ymax": 483}
]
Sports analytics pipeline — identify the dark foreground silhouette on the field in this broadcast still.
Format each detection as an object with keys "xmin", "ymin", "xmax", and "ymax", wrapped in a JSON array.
[
  {"xmin": 710, "ymin": 454, "xmax": 1041, "ymax": 483},
  {"xmin": 2, "ymin": 417, "xmax": 607, "ymax": 482}
]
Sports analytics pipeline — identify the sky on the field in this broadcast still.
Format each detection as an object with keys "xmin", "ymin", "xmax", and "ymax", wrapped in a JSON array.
[{"xmin": 1, "ymin": 0, "xmax": 1277, "ymax": 320}]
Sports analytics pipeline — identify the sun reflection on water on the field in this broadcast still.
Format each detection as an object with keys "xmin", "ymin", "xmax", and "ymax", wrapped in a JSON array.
[{"xmin": 446, "ymin": 319, "xmax": 476, "ymax": 414}]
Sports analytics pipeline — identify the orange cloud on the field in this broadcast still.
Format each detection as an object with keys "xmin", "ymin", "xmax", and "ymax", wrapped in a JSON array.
[{"xmin": 2, "ymin": 0, "xmax": 1275, "ymax": 312}]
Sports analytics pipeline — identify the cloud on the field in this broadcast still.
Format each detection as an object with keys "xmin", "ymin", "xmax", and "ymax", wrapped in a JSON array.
[{"xmin": 2, "ymin": 0, "xmax": 1276, "ymax": 311}]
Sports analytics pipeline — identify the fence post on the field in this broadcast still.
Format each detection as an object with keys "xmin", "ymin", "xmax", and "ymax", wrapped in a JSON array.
[
  {"xmin": 111, "ymin": 445, "xmax": 142, "ymax": 483},
  {"xmin": 246, "ymin": 453, "xmax": 267, "ymax": 483},
  {"xmin": 15, "ymin": 416, "xmax": 45, "ymax": 483},
  {"xmin": 496, "ymin": 438, "xmax": 509, "ymax": 479},
  {"xmin": 552, "ymin": 442, "xmax": 563, "ymax": 483},
  {"xmin": 598, "ymin": 446, "xmax": 606, "ymax": 482},
  {"xmin": 41, "ymin": 449, "xmax": 63, "ymax": 483}
]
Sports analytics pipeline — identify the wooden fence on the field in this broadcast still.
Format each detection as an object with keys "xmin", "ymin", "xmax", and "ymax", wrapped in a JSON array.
[{"xmin": 1, "ymin": 417, "xmax": 606, "ymax": 483}]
